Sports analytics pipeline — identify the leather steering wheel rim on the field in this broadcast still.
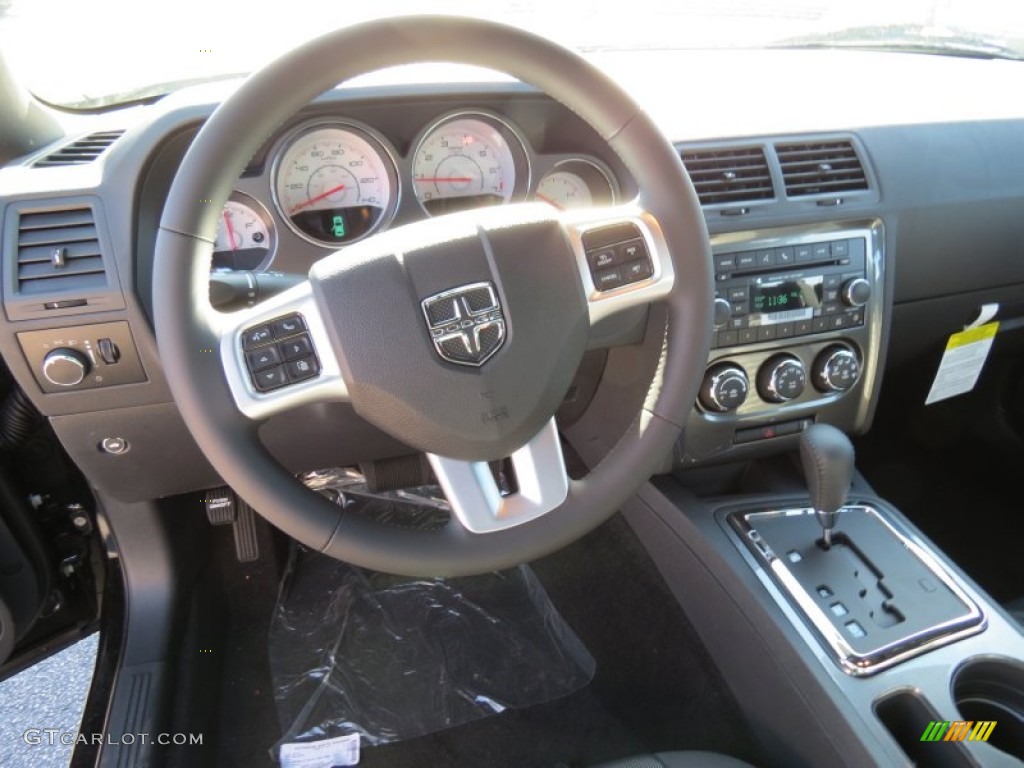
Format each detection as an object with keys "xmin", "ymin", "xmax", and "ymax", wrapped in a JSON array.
[{"xmin": 153, "ymin": 16, "xmax": 712, "ymax": 577}]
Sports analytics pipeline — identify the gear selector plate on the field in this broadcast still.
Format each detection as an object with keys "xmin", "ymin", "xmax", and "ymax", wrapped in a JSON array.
[{"xmin": 730, "ymin": 505, "xmax": 985, "ymax": 676}]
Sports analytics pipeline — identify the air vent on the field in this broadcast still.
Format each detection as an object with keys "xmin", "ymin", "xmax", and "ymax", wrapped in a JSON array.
[
  {"xmin": 776, "ymin": 140, "xmax": 868, "ymax": 197},
  {"xmin": 680, "ymin": 147, "xmax": 774, "ymax": 206},
  {"xmin": 33, "ymin": 130, "xmax": 124, "ymax": 167},
  {"xmin": 16, "ymin": 208, "xmax": 107, "ymax": 295}
]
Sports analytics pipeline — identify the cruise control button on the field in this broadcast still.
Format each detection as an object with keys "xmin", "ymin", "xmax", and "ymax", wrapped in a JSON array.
[
  {"xmin": 618, "ymin": 239, "xmax": 648, "ymax": 262},
  {"xmin": 246, "ymin": 346, "xmax": 281, "ymax": 372},
  {"xmin": 272, "ymin": 314, "xmax": 305, "ymax": 339},
  {"xmin": 253, "ymin": 365, "xmax": 287, "ymax": 391},
  {"xmin": 278, "ymin": 335, "xmax": 313, "ymax": 361},
  {"xmin": 242, "ymin": 325, "xmax": 273, "ymax": 349},
  {"xmin": 594, "ymin": 266, "xmax": 624, "ymax": 291},
  {"xmin": 588, "ymin": 248, "xmax": 618, "ymax": 270},
  {"xmin": 285, "ymin": 356, "xmax": 319, "ymax": 382},
  {"xmin": 622, "ymin": 259, "xmax": 653, "ymax": 283}
]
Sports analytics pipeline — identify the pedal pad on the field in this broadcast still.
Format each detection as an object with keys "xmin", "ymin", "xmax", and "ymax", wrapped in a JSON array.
[
  {"xmin": 233, "ymin": 498, "xmax": 260, "ymax": 563},
  {"xmin": 203, "ymin": 486, "xmax": 236, "ymax": 525},
  {"xmin": 203, "ymin": 486, "xmax": 260, "ymax": 562}
]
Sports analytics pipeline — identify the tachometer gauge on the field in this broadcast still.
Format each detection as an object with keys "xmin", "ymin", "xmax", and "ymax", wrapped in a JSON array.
[
  {"xmin": 273, "ymin": 123, "xmax": 398, "ymax": 247},
  {"xmin": 412, "ymin": 114, "xmax": 527, "ymax": 215},
  {"xmin": 535, "ymin": 159, "xmax": 616, "ymax": 210},
  {"xmin": 213, "ymin": 193, "xmax": 275, "ymax": 271}
]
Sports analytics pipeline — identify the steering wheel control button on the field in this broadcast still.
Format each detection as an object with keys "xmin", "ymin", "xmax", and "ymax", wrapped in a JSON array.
[
  {"xmin": 699, "ymin": 363, "xmax": 749, "ymax": 413},
  {"xmin": 278, "ymin": 336, "xmax": 313, "ymax": 361},
  {"xmin": 757, "ymin": 354, "xmax": 807, "ymax": 403},
  {"xmin": 246, "ymin": 346, "xmax": 281, "ymax": 372},
  {"xmin": 242, "ymin": 325, "xmax": 273, "ymax": 349},
  {"xmin": 285, "ymin": 356, "xmax": 320, "ymax": 382},
  {"xmin": 582, "ymin": 223, "xmax": 652, "ymax": 292},
  {"xmin": 271, "ymin": 314, "xmax": 306, "ymax": 338},
  {"xmin": 253, "ymin": 366, "xmax": 288, "ymax": 391},
  {"xmin": 594, "ymin": 267, "xmax": 624, "ymax": 291},
  {"xmin": 421, "ymin": 282, "xmax": 506, "ymax": 367}
]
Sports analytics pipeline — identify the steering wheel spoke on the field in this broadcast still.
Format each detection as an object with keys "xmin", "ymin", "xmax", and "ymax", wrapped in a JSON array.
[
  {"xmin": 563, "ymin": 204, "xmax": 675, "ymax": 328},
  {"xmin": 216, "ymin": 279, "xmax": 348, "ymax": 419},
  {"xmin": 427, "ymin": 418, "xmax": 569, "ymax": 534}
]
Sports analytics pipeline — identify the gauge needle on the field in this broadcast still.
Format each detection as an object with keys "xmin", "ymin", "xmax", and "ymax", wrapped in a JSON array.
[
  {"xmin": 223, "ymin": 212, "xmax": 239, "ymax": 250},
  {"xmin": 289, "ymin": 184, "xmax": 346, "ymax": 215},
  {"xmin": 415, "ymin": 177, "xmax": 473, "ymax": 182},
  {"xmin": 536, "ymin": 193, "xmax": 564, "ymax": 210}
]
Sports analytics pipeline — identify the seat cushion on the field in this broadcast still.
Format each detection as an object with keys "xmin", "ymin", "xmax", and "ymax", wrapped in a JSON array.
[{"xmin": 592, "ymin": 750, "xmax": 756, "ymax": 768}]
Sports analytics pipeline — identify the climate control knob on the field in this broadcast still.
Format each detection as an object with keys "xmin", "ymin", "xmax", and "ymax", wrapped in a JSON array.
[
  {"xmin": 841, "ymin": 277, "xmax": 871, "ymax": 307},
  {"xmin": 813, "ymin": 345, "xmax": 861, "ymax": 393},
  {"xmin": 699, "ymin": 363, "xmax": 749, "ymax": 413},
  {"xmin": 42, "ymin": 348, "xmax": 89, "ymax": 387},
  {"xmin": 757, "ymin": 354, "xmax": 807, "ymax": 403}
]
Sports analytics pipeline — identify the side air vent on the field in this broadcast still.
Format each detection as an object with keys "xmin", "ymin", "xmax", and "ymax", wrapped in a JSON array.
[
  {"xmin": 776, "ymin": 140, "xmax": 868, "ymax": 197},
  {"xmin": 680, "ymin": 147, "xmax": 774, "ymax": 206},
  {"xmin": 33, "ymin": 130, "xmax": 124, "ymax": 167},
  {"xmin": 16, "ymin": 208, "xmax": 107, "ymax": 294}
]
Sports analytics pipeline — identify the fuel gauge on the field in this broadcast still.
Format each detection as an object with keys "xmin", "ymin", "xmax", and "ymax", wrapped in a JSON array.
[{"xmin": 213, "ymin": 193, "xmax": 276, "ymax": 271}]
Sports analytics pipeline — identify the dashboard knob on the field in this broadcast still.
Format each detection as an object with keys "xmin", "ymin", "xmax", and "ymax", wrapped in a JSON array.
[
  {"xmin": 757, "ymin": 354, "xmax": 807, "ymax": 403},
  {"xmin": 712, "ymin": 297, "xmax": 732, "ymax": 329},
  {"xmin": 42, "ymin": 348, "xmax": 89, "ymax": 387},
  {"xmin": 813, "ymin": 345, "xmax": 861, "ymax": 393},
  {"xmin": 698, "ymin": 363, "xmax": 749, "ymax": 413},
  {"xmin": 841, "ymin": 277, "xmax": 871, "ymax": 307}
]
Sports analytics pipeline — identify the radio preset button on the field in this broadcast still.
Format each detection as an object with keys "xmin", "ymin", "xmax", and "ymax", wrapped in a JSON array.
[
  {"xmin": 757, "ymin": 325, "xmax": 777, "ymax": 342},
  {"xmin": 717, "ymin": 330, "xmax": 738, "ymax": 347},
  {"xmin": 795, "ymin": 319, "xmax": 814, "ymax": 335},
  {"xmin": 739, "ymin": 329, "xmax": 758, "ymax": 344},
  {"xmin": 777, "ymin": 322, "xmax": 795, "ymax": 339}
]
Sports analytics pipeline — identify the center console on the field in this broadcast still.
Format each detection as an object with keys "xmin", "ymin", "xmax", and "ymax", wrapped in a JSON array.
[{"xmin": 682, "ymin": 219, "xmax": 885, "ymax": 465}]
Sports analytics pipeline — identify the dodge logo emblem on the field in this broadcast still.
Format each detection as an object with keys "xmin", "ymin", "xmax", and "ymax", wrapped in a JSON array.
[{"xmin": 421, "ymin": 282, "xmax": 506, "ymax": 366}]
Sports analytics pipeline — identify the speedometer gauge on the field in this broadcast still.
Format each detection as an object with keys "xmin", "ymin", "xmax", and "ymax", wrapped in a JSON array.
[
  {"xmin": 273, "ymin": 123, "xmax": 398, "ymax": 247},
  {"xmin": 412, "ymin": 114, "xmax": 527, "ymax": 215}
]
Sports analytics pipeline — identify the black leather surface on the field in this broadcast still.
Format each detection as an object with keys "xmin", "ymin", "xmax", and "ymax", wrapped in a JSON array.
[
  {"xmin": 593, "ymin": 750, "xmax": 756, "ymax": 768},
  {"xmin": 799, "ymin": 423, "xmax": 854, "ymax": 515}
]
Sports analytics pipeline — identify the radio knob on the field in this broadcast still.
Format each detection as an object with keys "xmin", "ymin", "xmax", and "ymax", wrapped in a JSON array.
[
  {"xmin": 813, "ymin": 345, "xmax": 861, "ymax": 393},
  {"xmin": 757, "ymin": 354, "xmax": 807, "ymax": 403},
  {"xmin": 712, "ymin": 297, "xmax": 732, "ymax": 329},
  {"xmin": 42, "ymin": 348, "xmax": 89, "ymax": 387},
  {"xmin": 699, "ymin": 363, "xmax": 749, "ymax": 413},
  {"xmin": 841, "ymin": 278, "xmax": 871, "ymax": 307}
]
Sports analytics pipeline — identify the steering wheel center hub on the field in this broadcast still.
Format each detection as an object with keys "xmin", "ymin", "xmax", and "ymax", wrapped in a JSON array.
[{"xmin": 308, "ymin": 205, "xmax": 588, "ymax": 461}]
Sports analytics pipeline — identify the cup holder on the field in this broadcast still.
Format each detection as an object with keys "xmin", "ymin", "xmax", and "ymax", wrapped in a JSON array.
[{"xmin": 953, "ymin": 658, "xmax": 1024, "ymax": 760}]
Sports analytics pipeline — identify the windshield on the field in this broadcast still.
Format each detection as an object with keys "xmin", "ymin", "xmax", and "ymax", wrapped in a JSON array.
[{"xmin": 1, "ymin": 0, "xmax": 1022, "ymax": 109}]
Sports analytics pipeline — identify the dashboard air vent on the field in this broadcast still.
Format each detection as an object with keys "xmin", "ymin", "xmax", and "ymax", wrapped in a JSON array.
[
  {"xmin": 680, "ymin": 147, "xmax": 774, "ymax": 206},
  {"xmin": 33, "ymin": 130, "xmax": 124, "ymax": 167},
  {"xmin": 776, "ymin": 140, "xmax": 867, "ymax": 197},
  {"xmin": 16, "ymin": 208, "xmax": 108, "ymax": 295}
]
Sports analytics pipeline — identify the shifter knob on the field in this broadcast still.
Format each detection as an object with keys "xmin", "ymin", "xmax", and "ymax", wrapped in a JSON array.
[{"xmin": 799, "ymin": 423, "xmax": 855, "ymax": 547}]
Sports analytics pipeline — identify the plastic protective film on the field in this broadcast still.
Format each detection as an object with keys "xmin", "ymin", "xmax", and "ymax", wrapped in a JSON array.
[{"xmin": 269, "ymin": 469, "xmax": 596, "ymax": 762}]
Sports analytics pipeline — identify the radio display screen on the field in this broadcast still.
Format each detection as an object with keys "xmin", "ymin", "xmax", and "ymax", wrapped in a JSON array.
[{"xmin": 750, "ymin": 275, "xmax": 823, "ymax": 325}]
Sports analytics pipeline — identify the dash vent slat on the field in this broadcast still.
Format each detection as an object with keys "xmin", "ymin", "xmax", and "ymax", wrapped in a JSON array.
[
  {"xmin": 33, "ymin": 130, "xmax": 124, "ymax": 167},
  {"xmin": 16, "ymin": 208, "xmax": 109, "ymax": 295},
  {"xmin": 776, "ymin": 140, "xmax": 868, "ymax": 197},
  {"xmin": 680, "ymin": 146, "xmax": 775, "ymax": 206}
]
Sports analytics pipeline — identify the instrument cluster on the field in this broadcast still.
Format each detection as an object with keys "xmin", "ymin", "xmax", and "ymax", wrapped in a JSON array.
[{"xmin": 213, "ymin": 109, "xmax": 619, "ymax": 270}]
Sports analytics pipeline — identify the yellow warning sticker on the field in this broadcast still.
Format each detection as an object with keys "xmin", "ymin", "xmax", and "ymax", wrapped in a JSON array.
[{"xmin": 925, "ymin": 322, "xmax": 999, "ymax": 405}]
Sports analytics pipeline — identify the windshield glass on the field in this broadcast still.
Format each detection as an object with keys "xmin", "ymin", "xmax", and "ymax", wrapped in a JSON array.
[{"xmin": 1, "ymin": 0, "xmax": 1022, "ymax": 109}]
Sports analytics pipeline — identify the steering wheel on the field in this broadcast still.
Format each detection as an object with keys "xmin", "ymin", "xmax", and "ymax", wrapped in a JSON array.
[{"xmin": 153, "ymin": 16, "xmax": 712, "ymax": 577}]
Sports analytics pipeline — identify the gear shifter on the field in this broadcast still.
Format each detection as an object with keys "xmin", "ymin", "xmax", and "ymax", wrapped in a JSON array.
[{"xmin": 799, "ymin": 423, "xmax": 855, "ymax": 548}]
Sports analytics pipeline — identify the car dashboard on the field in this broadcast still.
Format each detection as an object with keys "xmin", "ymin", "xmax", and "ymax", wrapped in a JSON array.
[{"xmin": 1, "ymin": 48, "xmax": 1024, "ymax": 501}]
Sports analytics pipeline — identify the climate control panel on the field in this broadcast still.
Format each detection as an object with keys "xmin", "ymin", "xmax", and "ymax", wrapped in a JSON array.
[{"xmin": 681, "ymin": 219, "xmax": 884, "ymax": 466}]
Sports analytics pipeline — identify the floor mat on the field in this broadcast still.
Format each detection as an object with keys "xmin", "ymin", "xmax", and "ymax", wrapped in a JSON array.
[{"xmin": 215, "ymin": 514, "xmax": 760, "ymax": 768}]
